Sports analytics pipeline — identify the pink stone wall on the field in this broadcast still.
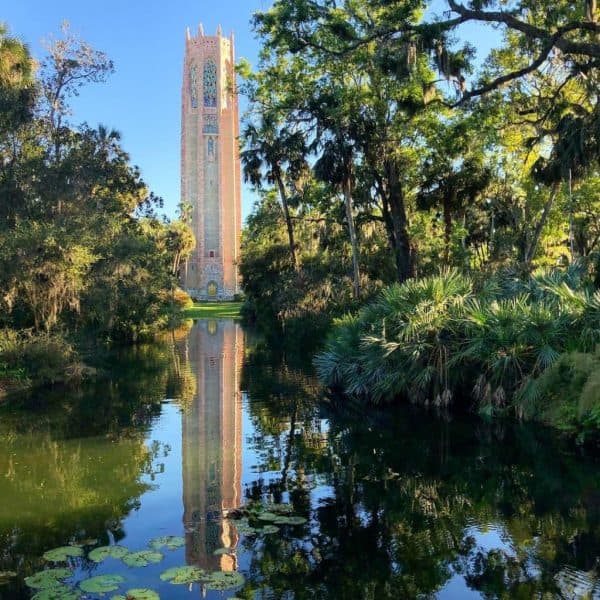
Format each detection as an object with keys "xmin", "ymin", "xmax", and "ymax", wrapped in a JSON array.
[{"xmin": 181, "ymin": 26, "xmax": 241, "ymax": 300}]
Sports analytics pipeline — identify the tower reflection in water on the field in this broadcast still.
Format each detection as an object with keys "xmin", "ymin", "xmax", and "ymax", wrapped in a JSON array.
[{"xmin": 181, "ymin": 319, "xmax": 244, "ymax": 571}]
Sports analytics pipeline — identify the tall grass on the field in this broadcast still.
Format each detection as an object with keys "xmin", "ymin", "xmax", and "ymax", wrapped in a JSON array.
[
  {"xmin": 316, "ymin": 263, "xmax": 600, "ymax": 434},
  {"xmin": 0, "ymin": 330, "xmax": 83, "ymax": 394}
]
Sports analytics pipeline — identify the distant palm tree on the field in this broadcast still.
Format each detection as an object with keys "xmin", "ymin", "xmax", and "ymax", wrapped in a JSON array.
[
  {"xmin": 0, "ymin": 23, "xmax": 34, "ymax": 87},
  {"xmin": 241, "ymin": 113, "xmax": 307, "ymax": 272},
  {"xmin": 314, "ymin": 137, "xmax": 361, "ymax": 300}
]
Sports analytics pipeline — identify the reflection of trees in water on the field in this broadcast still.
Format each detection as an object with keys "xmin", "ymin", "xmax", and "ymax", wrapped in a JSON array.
[
  {"xmin": 0, "ymin": 327, "xmax": 193, "ymax": 598},
  {"xmin": 241, "ymin": 342, "xmax": 600, "ymax": 598}
]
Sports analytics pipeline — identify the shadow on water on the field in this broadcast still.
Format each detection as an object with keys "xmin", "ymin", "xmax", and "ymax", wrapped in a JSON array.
[{"xmin": 0, "ymin": 318, "xmax": 600, "ymax": 598}]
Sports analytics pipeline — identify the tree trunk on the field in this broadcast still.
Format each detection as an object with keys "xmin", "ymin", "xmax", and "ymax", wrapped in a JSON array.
[
  {"xmin": 386, "ymin": 160, "xmax": 413, "ymax": 282},
  {"xmin": 275, "ymin": 173, "xmax": 299, "ymax": 272},
  {"xmin": 524, "ymin": 182, "xmax": 559, "ymax": 265},
  {"xmin": 443, "ymin": 190, "xmax": 453, "ymax": 264},
  {"xmin": 343, "ymin": 178, "xmax": 361, "ymax": 300}
]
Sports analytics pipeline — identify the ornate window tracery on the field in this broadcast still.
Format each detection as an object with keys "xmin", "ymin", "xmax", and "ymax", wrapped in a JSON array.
[
  {"xmin": 203, "ymin": 114, "xmax": 218, "ymax": 133},
  {"xmin": 189, "ymin": 63, "xmax": 198, "ymax": 108},
  {"xmin": 203, "ymin": 60, "xmax": 217, "ymax": 107}
]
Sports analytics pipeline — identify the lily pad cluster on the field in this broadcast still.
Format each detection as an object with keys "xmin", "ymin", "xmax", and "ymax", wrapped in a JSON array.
[
  {"xmin": 79, "ymin": 575, "xmax": 124, "ymax": 593},
  {"xmin": 25, "ymin": 568, "xmax": 73, "ymax": 590},
  {"xmin": 88, "ymin": 545, "xmax": 129, "ymax": 562},
  {"xmin": 27, "ymin": 534, "xmax": 246, "ymax": 600},
  {"xmin": 227, "ymin": 502, "xmax": 308, "ymax": 535},
  {"xmin": 149, "ymin": 535, "xmax": 185, "ymax": 551},
  {"xmin": 31, "ymin": 586, "xmax": 81, "ymax": 600},
  {"xmin": 122, "ymin": 550, "xmax": 163, "ymax": 568},
  {"xmin": 23, "ymin": 568, "xmax": 78, "ymax": 600},
  {"xmin": 159, "ymin": 565, "xmax": 244, "ymax": 590}
]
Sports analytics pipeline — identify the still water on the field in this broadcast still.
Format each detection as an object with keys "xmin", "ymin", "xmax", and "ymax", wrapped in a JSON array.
[{"xmin": 1, "ymin": 319, "xmax": 600, "ymax": 599}]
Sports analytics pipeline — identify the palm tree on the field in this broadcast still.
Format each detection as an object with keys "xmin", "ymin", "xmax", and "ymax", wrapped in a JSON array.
[
  {"xmin": 0, "ymin": 24, "xmax": 34, "ymax": 87},
  {"xmin": 241, "ymin": 113, "xmax": 307, "ymax": 272},
  {"xmin": 314, "ymin": 137, "xmax": 361, "ymax": 300}
]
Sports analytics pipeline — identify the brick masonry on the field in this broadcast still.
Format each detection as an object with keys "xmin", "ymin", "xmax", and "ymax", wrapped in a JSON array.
[{"xmin": 181, "ymin": 24, "xmax": 242, "ymax": 301}]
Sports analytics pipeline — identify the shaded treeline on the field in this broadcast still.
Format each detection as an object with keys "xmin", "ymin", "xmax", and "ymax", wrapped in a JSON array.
[
  {"xmin": 238, "ymin": 0, "xmax": 599, "ymax": 324},
  {"xmin": 238, "ymin": 0, "xmax": 600, "ymax": 432},
  {"xmin": 0, "ymin": 23, "xmax": 194, "ymax": 393}
]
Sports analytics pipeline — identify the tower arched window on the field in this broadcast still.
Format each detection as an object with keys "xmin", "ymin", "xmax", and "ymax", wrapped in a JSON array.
[{"xmin": 203, "ymin": 60, "xmax": 217, "ymax": 107}]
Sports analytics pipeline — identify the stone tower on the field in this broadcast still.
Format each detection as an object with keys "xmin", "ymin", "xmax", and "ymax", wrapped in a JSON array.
[{"xmin": 181, "ymin": 24, "xmax": 241, "ymax": 300}]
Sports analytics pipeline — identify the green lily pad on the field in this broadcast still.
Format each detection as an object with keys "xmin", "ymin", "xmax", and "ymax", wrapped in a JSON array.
[
  {"xmin": 160, "ymin": 565, "xmax": 205, "ymax": 584},
  {"xmin": 231, "ymin": 518, "xmax": 258, "ymax": 535},
  {"xmin": 236, "ymin": 525, "xmax": 257, "ymax": 535},
  {"xmin": 43, "ymin": 546, "xmax": 84, "ymax": 562},
  {"xmin": 31, "ymin": 585, "xmax": 80, "ymax": 600},
  {"xmin": 88, "ymin": 545, "xmax": 129, "ymax": 562},
  {"xmin": 123, "ymin": 589, "xmax": 160, "ymax": 599},
  {"xmin": 213, "ymin": 547, "xmax": 233, "ymax": 555},
  {"xmin": 267, "ymin": 503, "xmax": 294, "ymax": 514},
  {"xmin": 149, "ymin": 536, "xmax": 185, "ymax": 551},
  {"xmin": 25, "ymin": 568, "xmax": 73, "ymax": 589},
  {"xmin": 122, "ymin": 550, "xmax": 163, "ymax": 568},
  {"xmin": 256, "ymin": 512, "xmax": 278, "ymax": 522},
  {"xmin": 79, "ymin": 574, "xmax": 125, "ymax": 593},
  {"xmin": 285, "ymin": 516, "xmax": 308, "ymax": 525},
  {"xmin": 261, "ymin": 525, "xmax": 280, "ymax": 534},
  {"xmin": 204, "ymin": 571, "xmax": 245, "ymax": 590}
]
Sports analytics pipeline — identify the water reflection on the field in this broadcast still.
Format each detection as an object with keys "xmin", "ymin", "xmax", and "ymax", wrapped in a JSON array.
[
  {"xmin": 182, "ymin": 319, "xmax": 244, "ymax": 571},
  {"xmin": 1, "ymin": 319, "xmax": 600, "ymax": 599},
  {"xmin": 239, "ymin": 340, "xmax": 600, "ymax": 599}
]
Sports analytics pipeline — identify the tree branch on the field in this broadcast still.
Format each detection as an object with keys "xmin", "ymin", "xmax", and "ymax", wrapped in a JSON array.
[
  {"xmin": 452, "ymin": 40, "xmax": 556, "ymax": 106},
  {"xmin": 447, "ymin": 0, "xmax": 600, "ymax": 58}
]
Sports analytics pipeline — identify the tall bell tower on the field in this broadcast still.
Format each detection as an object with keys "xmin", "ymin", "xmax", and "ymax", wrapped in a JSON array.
[{"xmin": 181, "ymin": 24, "xmax": 241, "ymax": 300}]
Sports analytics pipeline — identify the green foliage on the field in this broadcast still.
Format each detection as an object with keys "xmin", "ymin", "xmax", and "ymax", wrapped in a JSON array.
[
  {"xmin": 0, "ymin": 23, "xmax": 192, "ymax": 390},
  {"xmin": 317, "ymin": 267, "xmax": 600, "ymax": 435},
  {"xmin": 519, "ymin": 350, "xmax": 600, "ymax": 437},
  {"xmin": 316, "ymin": 270, "xmax": 473, "ymax": 403},
  {"xmin": 0, "ymin": 331, "xmax": 81, "ymax": 392},
  {"xmin": 240, "ymin": 188, "xmax": 393, "ymax": 341}
]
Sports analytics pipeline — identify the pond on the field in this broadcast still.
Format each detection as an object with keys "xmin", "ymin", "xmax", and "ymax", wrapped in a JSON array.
[{"xmin": 1, "ymin": 319, "xmax": 600, "ymax": 599}]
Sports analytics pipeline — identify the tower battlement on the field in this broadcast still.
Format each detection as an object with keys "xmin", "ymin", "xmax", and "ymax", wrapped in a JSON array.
[
  {"xmin": 180, "ymin": 24, "xmax": 241, "ymax": 301},
  {"xmin": 185, "ymin": 24, "xmax": 234, "ymax": 43}
]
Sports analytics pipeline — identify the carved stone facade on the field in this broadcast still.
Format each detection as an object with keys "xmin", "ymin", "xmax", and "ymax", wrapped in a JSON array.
[{"xmin": 181, "ymin": 24, "xmax": 241, "ymax": 300}]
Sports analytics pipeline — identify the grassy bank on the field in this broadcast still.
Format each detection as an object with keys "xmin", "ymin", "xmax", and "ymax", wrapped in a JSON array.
[{"xmin": 183, "ymin": 302, "xmax": 243, "ymax": 320}]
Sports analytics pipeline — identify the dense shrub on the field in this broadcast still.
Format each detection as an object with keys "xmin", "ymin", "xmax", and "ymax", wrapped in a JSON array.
[
  {"xmin": 0, "ymin": 331, "xmax": 84, "ymax": 395},
  {"xmin": 316, "ymin": 264, "xmax": 600, "ymax": 435},
  {"xmin": 518, "ymin": 350, "xmax": 600, "ymax": 437}
]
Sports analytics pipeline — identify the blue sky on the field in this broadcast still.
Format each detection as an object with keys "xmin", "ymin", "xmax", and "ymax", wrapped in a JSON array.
[
  {"xmin": 4, "ymin": 0, "xmax": 272, "ymax": 220},
  {"xmin": 4, "ymin": 0, "xmax": 499, "ymax": 221}
]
